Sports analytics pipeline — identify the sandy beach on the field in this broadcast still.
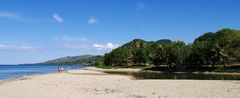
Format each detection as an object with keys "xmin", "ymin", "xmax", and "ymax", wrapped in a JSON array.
[{"xmin": 0, "ymin": 68, "xmax": 240, "ymax": 98}]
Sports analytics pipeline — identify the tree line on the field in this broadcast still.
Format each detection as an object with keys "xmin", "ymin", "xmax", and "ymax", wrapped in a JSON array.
[{"xmin": 100, "ymin": 28, "xmax": 240, "ymax": 69}]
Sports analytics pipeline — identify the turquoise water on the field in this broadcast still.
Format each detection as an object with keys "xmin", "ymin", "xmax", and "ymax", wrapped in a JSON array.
[{"xmin": 0, "ymin": 65, "xmax": 87, "ymax": 80}]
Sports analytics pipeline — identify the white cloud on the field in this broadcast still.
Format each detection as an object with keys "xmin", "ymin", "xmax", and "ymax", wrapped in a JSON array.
[
  {"xmin": 52, "ymin": 36, "xmax": 60, "ymax": 41},
  {"xmin": 62, "ymin": 36, "xmax": 88, "ymax": 42},
  {"xmin": 136, "ymin": 3, "xmax": 145, "ymax": 10},
  {"xmin": 60, "ymin": 44, "xmax": 90, "ymax": 50},
  {"xmin": 93, "ymin": 44, "xmax": 105, "ymax": 50},
  {"xmin": 52, "ymin": 13, "xmax": 63, "ymax": 23},
  {"xmin": 93, "ymin": 43, "xmax": 119, "ymax": 50},
  {"xmin": 53, "ymin": 36, "xmax": 91, "ymax": 50},
  {"xmin": 0, "ymin": 11, "xmax": 20, "ymax": 20},
  {"xmin": 58, "ymin": 42, "xmax": 119, "ymax": 51},
  {"xmin": 88, "ymin": 17, "xmax": 97, "ymax": 25},
  {"xmin": 106, "ymin": 43, "xmax": 118, "ymax": 49},
  {"xmin": 0, "ymin": 44, "xmax": 42, "ymax": 51},
  {"xmin": 52, "ymin": 36, "xmax": 89, "ymax": 42}
]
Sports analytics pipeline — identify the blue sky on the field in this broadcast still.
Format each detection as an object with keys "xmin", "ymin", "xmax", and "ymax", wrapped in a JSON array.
[{"xmin": 0, "ymin": 0, "xmax": 240, "ymax": 64}]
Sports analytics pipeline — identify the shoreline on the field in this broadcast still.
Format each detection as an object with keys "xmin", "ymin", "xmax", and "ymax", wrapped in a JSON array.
[{"xmin": 1, "ymin": 67, "xmax": 239, "ymax": 82}]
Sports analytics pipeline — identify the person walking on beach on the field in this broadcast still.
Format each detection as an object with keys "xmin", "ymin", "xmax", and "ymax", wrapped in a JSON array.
[
  {"xmin": 58, "ymin": 66, "xmax": 64, "ymax": 72},
  {"xmin": 58, "ymin": 66, "xmax": 61, "ymax": 72},
  {"xmin": 60, "ymin": 67, "xmax": 64, "ymax": 72}
]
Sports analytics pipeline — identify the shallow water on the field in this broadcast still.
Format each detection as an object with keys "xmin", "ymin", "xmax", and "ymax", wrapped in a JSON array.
[
  {"xmin": 0, "ymin": 65, "xmax": 87, "ymax": 80},
  {"xmin": 104, "ymin": 71, "xmax": 240, "ymax": 80}
]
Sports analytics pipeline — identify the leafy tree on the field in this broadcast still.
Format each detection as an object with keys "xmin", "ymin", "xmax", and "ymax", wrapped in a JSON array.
[
  {"xmin": 104, "ymin": 53, "xmax": 113, "ymax": 66},
  {"xmin": 164, "ymin": 41, "xmax": 191, "ymax": 67},
  {"xmin": 152, "ymin": 44, "xmax": 166, "ymax": 66},
  {"xmin": 133, "ymin": 48, "xmax": 148, "ymax": 65},
  {"xmin": 146, "ymin": 43, "xmax": 163, "ymax": 65}
]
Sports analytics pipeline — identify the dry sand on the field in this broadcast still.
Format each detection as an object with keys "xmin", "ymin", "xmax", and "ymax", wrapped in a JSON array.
[{"xmin": 0, "ymin": 68, "xmax": 240, "ymax": 98}]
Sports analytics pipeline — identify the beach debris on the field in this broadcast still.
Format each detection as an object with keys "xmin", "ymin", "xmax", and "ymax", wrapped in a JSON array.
[
  {"xmin": 93, "ymin": 88, "xmax": 116, "ymax": 94},
  {"xmin": 79, "ymin": 87, "xmax": 118, "ymax": 94},
  {"xmin": 158, "ymin": 96, "xmax": 168, "ymax": 98},
  {"xmin": 18, "ymin": 76, "xmax": 32, "ymax": 81},
  {"xmin": 126, "ymin": 95, "xmax": 147, "ymax": 98},
  {"xmin": 232, "ymin": 81, "xmax": 240, "ymax": 84}
]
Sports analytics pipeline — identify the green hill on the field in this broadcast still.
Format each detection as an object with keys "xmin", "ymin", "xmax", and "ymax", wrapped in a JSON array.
[{"xmin": 39, "ymin": 55, "xmax": 103, "ymax": 65}]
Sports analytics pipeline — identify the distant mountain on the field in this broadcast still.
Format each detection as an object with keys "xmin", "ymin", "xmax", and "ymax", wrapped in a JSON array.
[{"xmin": 39, "ymin": 55, "xmax": 103, "ymax": 65}]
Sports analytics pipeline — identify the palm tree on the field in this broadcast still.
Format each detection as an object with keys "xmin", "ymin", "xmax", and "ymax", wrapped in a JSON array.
[{"xmin": 210, "ymin": 44, "xmax": 229, "ymax": 68}]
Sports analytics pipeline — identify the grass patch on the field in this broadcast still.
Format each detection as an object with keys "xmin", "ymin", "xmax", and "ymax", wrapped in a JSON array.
[
  {"xmin": 96, "ymin": 65, "xmax": 146, "ymax": 69},
  {"xmin": 96, "ymin": 64, "xmax": 240, "ymax": 73},
  {"xmin": 212, "ymin": 66, "xmax": 240, "ymax": 73}
]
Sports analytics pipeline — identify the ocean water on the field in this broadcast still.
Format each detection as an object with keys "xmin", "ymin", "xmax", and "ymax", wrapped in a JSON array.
[{"xmin": 0, "ymin": 65, "xmax": 87, "ymax": 80}]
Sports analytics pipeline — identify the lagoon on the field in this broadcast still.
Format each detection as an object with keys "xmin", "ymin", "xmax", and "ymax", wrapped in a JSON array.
[{"xmin": 104, "ymin": 71, "xmax": 240, "ymax": 80}]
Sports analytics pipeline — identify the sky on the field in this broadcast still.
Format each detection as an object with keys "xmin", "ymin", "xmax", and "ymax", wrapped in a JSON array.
[{"xmin": 0, "ymin": 0, "xmax": 240, "ymax": 64}]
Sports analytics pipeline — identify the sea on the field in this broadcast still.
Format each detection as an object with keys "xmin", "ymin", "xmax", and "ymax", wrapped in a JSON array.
[{"xmin": 0, "ymin": 65, "xmax": 87, "ymax": 80}]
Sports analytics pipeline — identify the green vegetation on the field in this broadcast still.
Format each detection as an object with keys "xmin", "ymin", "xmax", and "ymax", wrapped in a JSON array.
[
  {"xmin": 213, "ymin": 65, "xmax": 240, "ymax": 73},
  {"xmin": 100, "ymin": 28, "xmax": 240, "ymax": 72},
  {"xmin": 96, "ymin": 65, "xmax": 146, "ymax": 69}
]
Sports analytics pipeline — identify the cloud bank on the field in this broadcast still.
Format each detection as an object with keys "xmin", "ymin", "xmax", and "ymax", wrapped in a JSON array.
[{"xmin": 0, "ymin": 44, "xmax": 42, "ymax": 51}]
